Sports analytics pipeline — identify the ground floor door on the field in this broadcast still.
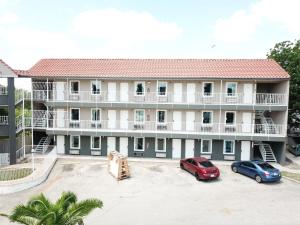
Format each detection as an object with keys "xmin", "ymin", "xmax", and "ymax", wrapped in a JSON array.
[
  {"xmin": 119, "ymin": 137, "xmax": 128, "ymax": 156},
  {"xmin": 241, "ymin": 141, "xmax": 251, "ymax": 160},
  {"xmin": 172, "ymin": 139, "xmax": 181, "ymax": 159},
  {"xmin": 107, "ymin": 137, "xmax": 116, "ymax": 154},
  {"xmin": 57, "ymin": 135, "xmax": 65, "ymax": 154},
  {"xmin": 185, "ymin": 139, "xmax": 194, "ymax": 158}
]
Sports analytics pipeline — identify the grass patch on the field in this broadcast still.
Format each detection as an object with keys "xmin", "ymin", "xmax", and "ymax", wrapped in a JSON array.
[
  {"xmin": 282, "ymin": 171, "xmax": 300, "ymax": 182},
  {"xmin": 0, "ymin": 168, "xmax": 32, "ymax": 181}
]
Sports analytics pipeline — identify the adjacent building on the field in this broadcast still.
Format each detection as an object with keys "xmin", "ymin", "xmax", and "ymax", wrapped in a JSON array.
[{"xmin": 0, "ymin": 58, "xmax": 290, "ymax": 165}]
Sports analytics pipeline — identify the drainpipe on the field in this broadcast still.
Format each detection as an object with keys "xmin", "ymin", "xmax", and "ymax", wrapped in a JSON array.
[{"xmin": 31, "ymin": 78, "xmax": 34, "ymax": 152}]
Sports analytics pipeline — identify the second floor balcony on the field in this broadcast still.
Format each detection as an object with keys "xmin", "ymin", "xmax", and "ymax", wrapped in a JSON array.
[
  {"xmin": 21, "ymin": 117, "xmax": 286, "ymax": 137},
  {"xmin": 30, "ymin": 90, "xmax": 288, "ymax": 106}
]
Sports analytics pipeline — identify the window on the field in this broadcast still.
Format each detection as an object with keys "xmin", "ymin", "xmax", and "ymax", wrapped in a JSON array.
[
  {"xmin": 202, "ymin": 111, "xmax": 213, "ymax": 124},
  {"xmin": 91, "ymin": 136, "xmax": 101, "ymax": 149},
  {"xmin": 91, "ymin": 108, "xmax": 101, "ymax": 121},
  {"xmin": 157, "ymin": 110, "xmax": 167, "ymax": 124},
  {"xmin": 223, "ymin": 140, "xmax": 235, "ymax": 154},
  {"xmin": 134, "ymin": 109, "xmax": 145, "ymax": 124},
  {"xmin": 226, "ymin": 82, "xmax": 237, "ymax": 96},
  {"xmin": 134, "ymin": 137, "xmax": 144, "ymax": 151},
  {"xmin": 156, "ymin": 138, "xmax": 166, "ymax": 152},
  {"xmin": 243, "ymin": 162, "xmax": 256, "ymax": 169},
  {"xmin": 70, "ymin": 108, "xmax": 80, "ymax": 121},
  {"xmin": 157, "ymin": 81, "xmax": 167, "ymax": 96},
  {"xmin": 201, "ymin": 140, "xmax": 212, "ymax": 154},
  {"xmin": 70, "ymin": 135, "xmax": 80, "ymax": 149},
  {"xmin": 70, "ymin": 81, "xmax": 79, "ymax": 94},
  {"xmin": 135, "ymin": 82, "xmax": 145, "ymax": 96},
  {"xmin": 225, "ymin": 112, "xmax": 235, "ymax": 125},
  {"xmin": 91, "ymin": 81, "xmax": 101, "ymax": 95},
  {"xmin": 203, "ymin": 82, "xmax": 213, "ymax": 96}
]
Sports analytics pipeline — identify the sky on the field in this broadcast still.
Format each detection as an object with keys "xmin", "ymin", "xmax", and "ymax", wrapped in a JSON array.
[{"xmin": 0, "ymin": 0, "xmax": 300, "ymax": 71}]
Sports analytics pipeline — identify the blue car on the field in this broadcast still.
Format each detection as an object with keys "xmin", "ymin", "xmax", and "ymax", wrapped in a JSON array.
[{"xmin": 231, "ymin": 160, "xmax": 281, "ymax": 183}]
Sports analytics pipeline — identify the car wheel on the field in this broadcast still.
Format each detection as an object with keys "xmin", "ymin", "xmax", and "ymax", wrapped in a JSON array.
[
  {"xmin": 180, "ymin": 163, "xmax": 184, "ymax": 170},
  {"xmin": 195, "ymin": 173, "xmax": 201, "ymax": 181},
  {"xmin": 255, "ymin": 175, "xmax": 262, "ymax": 183},
  {"xmin": 232, "ymin": 166, "xmax": 238, "ymax": 173}
]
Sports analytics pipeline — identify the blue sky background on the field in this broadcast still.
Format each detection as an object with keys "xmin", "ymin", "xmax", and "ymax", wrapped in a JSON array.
[{"xmin": 0, "ymin": 0, "xmax": 299, "ymax": 70}]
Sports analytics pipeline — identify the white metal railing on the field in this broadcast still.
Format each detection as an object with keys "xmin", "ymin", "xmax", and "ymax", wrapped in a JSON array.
[
  {"xmin": 256, "ymin": 93, "xmax": 287, "ymax": 105},
  {"xmin": 0, "ymin": 116, "xmax": 8, "ymax": 125},
  {"xmin": 29, "ymin": 89, "xmax": 288, "ymax": 105},
  {"xmin": 0, "ymin": 86, "xmax": 7, "ymax": 95},
  {"xmin": 44, "ymin": 119, "xmax": 286, "ymax": 136},
  {"xmin": 15, "ymin": 115, "xmax": 23, "ymax": 132}
]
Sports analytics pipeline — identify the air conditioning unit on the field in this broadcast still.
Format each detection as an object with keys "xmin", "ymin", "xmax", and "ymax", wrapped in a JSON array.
[
  {"xmin": 91, "ymin": 150, "xmax": 101, "ymax": 156},
  {"xmin": 134, "ymin": 124, "xmax": 144, "ymax": 129},
  {"xmin": 91, "ymin": 123, "xmax": 101, "ymax": 128},
  {"xmin": 133, "ymin": 152, "xmax": 144, "ymax": 157},
  {"xmin": 156, "ymin": 152, "xmax": 166, "ymax": 158},
  {"xmin": 69, "ymin": 150, "xmax": 80, "ymax": 155}
]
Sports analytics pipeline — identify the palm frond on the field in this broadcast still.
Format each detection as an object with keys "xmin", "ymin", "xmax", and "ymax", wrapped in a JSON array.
[
  {"xmin": 64, "ymin": 199, "xmax": 102, "ymax": 223},
  {"xmin": 55, "ymin": 191, "xmax": 77, "ymax": 211},
  {"xmin": 10, "ymin": 205, "xmax": 40, "ymax": 221}
]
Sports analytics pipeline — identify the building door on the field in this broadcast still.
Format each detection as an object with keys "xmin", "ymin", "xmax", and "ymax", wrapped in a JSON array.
[
  {"xmin": 56, "ymin": 109, "xmax": 65, "ymax": 128},
  {"xmin": 243, "ymin": 83, "xmax": 253, "ymax": 104},
  {"xmin": 242, "ymin": 112, "xmax": 252, "ymax": 133},
  {"xmin": 120, "ymin": 110, "xmax": 128, "ymax": 129},
  {"xmin": 56, "ymin": 82, "xmax": 65, "ymax": 101},
  {"xmin": 173, "ymin": 111, "xmax": 182, "ymax": 131},
  {"xmin": 108, "ymin": 82, "xmax": 116, "ymax": 101},
  {"xmin": 172, "ymin": 139, "xmax": 181, "ymax": 158},
  {"xmin": 57, "ymin": 135, "xmax": 65, "ymax": 154},
  {"xmin": 187, "ymin": 83, "xmax": 196, "ymax": 103},
  {"xmin": 241, "ymin": 141, "xmax": 251, "ymax": 160},
  {"xmin": 108, "ymin": 110, "xmax": 116, "ymax": 129},
  {"xmin": 173, "ymin": 83, "xmax": 182, "ymax": 103},
  {"xmin": 107, "ymin": 137, "xmax": 116, "ymax": 154},
  {"xmin": 119, "ymin": 137, "xmax": 128, "ymax": 156},
  {"xmin": 120, "ymin": 82, "xmax": 129, "ymax": 102},
  {"xmin": 185, "ymin": 139, "xmax": 194, "ymax": 158},
  {"xmin": 186, "ymin": 111, "xmax": 195, "ymax": 131}
]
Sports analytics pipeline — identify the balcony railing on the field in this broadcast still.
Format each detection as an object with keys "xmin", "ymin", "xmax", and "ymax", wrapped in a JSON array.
[
  {"xmin": 0, "ymin": 86, "xmax": 7, "ymax": 95},
  {"xmin": 0, "ymin": 116, "xmax": 8, "ymax": 125},
  {"xmin": 30, "ymin": 90, "xmax": 288, "ymax": 105},
  {"xmin": 38, "ymin": 119, "xmax": 286, "ymax": 136}
]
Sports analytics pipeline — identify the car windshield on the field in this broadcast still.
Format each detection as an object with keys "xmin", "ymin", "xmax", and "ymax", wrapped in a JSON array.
[
  {"xmin": 199, "ymin": 161, "xmax": 214, "ymax": 168},
  {"xmin": 257, "ymin": 163, "xmax": 274, "ymax": 170}
]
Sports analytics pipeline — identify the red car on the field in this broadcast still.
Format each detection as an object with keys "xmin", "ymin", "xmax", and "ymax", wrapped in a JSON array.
[{"xmin": 180, "ymin": 157, "xmax": 220, "ymax": 181}]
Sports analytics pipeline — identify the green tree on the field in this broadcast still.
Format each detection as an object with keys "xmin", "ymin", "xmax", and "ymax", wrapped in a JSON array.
[
  {"xmin": 0, "ymin": 191, "xmax": 103, "ymax": 225},
  {"xmin": 267, "ymin": 40, "xmax": 300, "ymax": 123}
]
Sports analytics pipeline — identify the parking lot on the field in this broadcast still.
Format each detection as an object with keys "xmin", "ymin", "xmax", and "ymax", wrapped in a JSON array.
[{"xmin": 0, "ymin": 158, "xmax": 300, "ymax": 225}]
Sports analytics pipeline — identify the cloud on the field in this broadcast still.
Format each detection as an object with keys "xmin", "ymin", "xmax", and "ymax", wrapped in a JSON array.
[
  {"xmin": 72, "ymin": 8, "xmax": 182, "ymax": 43},
  {"xmin": 214, "ymin": 0, "xmax": 300, "ymax": 42},
  {"xmin": 0, "ymin": 12, "xmax": 18, "ymax": 24}
]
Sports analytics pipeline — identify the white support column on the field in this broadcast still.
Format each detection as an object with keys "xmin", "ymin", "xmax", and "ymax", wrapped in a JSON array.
[
  {"xmin": 219, "ymin": 80, "xmax": 223, "ymax": 133},
  {"xmin": 31, "ymin": 78, "xmax": 34, "ymax": 151}
]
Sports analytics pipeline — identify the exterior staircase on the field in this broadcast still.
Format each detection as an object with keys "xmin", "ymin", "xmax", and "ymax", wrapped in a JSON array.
[
  {"xmin": 33, "ymin": 111, "xmax": 47, "ymax": 128},
  {"xmin": 255, "ymin": 111, "xmax": 277, "ymax": 134},
  {"xmin": 258, "ymin": 143, "xmax": 277, "ymax": 163},
  {"xmin": 35, "ymin": 137, "xmax": 49, "ymax": 153}
]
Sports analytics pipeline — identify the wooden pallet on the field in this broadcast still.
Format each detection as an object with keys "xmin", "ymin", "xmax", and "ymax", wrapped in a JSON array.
[{"xmin": 108, "ymin": 151, "xmax": 130, "ymax": 180}]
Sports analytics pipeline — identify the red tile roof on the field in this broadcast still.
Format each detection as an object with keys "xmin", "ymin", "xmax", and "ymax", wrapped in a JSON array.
[{"xmin": 17, "ymin": 59, "xmax": 290, "ymax": 79}]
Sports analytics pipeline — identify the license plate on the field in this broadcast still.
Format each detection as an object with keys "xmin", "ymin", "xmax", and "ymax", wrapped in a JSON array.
[
  {"xmin": 273, "ymin": 173, "xmax": 278, "ymax": 176},
  {"xmin": 210, "ymin": 174, "xmax": 215, "ymax": 177}
]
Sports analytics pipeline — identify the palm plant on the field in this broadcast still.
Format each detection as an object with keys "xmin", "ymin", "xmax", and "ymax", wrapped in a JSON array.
[{"xmin": 0, "ymin": 191, "xmax": 103, "ymax": 225}]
